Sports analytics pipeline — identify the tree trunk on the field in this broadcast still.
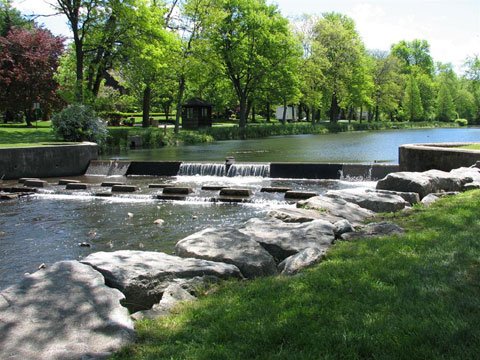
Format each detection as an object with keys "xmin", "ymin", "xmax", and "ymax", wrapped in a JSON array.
[
  {"xmin": 266, "ymin": 102, "xmax": 271, "ymax": 122},
  {"xmin": 311, "ymin": 106, "xmax": 316, "ymax": 124},
  {"xmin": 330, "ymin": 93, "xmax": 339, "ymax": 122},
  {"xmin": 164, "ymin": 105, "xmax": 170, "ymax": 121},
  {"xmin": 359, "ymin": 105, "xmax": 363, "ymax": 123},
  {"xmin": 238, "ymin": 94, "xmax": 248, "ymax": 134},
  {"xmin": 375, "ymin": 104, "xmax": 379, "ymax": 122},
  {"xmin": 174, "ymin": 75, "xmax": 186, "ymax": 134},
  {"xmin": 251, "ymin": 105, "xmax": 256, "ymax": 122},
  {"xmin": 74, "ymin": 38, "xmax": 84, "ymax": 103},
  {"xmin": 142, "ymin": 85, "xmax": 151, "ymax": 128},
  {"xmin": 282, "ymin": 99, "xmax": 287, "ymax": 125}
]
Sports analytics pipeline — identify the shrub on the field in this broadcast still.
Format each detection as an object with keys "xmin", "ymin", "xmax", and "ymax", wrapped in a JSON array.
[
  {"xmin": 454, "ymin": 118, "xmax": 468, "ymax": 127},
  {"xmin": 52, "ymin": 104, "xmax": 108, "ymax": 144}
]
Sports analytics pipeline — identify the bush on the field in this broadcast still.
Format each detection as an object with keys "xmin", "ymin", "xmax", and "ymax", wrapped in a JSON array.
[
  {"xmin": 454, "ymin": 118, "xmax": 469, "ymax": 127},
  {"xmin": 52, "ymin": 104, "xmax": 108, "ymax": 144}
]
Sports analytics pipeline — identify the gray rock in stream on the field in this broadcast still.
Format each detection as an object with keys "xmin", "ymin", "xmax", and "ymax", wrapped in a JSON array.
[
  {"xmin": 325, "ymin": 188, "xmax": 408, "ymax": 213},
  {"xmin": 175, "ymin": 228, "xmax": 277, "ymax": 279},
  {"xmin": 340, "ymin": 222, "xmax": 404, "ymax": 241},
  {"xmin": 298, "ymin": 195, "xmax": 374, "ymax": 226},
  {"xmin": 240, "ymin": 218, "xmax": 335, "ymax": 262},
  {"xmin": 267, "ymin": 207, "xmax": 324, "ymax": 223},
  {"xmin": 0, "ymin": 261, "xmax": 135, "ymax": 360},
  {"xmin": 376, "ymin": 172, "xmax": 436, "ymax": 199},
  {"xmin": 81, "ymin": 250, "xmax": 242, "ymax": 312}
]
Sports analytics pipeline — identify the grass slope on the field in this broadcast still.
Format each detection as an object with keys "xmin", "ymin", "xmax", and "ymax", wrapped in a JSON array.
[
  {"xmin": 458, "ymin": 144, "xmax": 480, "ymax": 150},
  {"xmin": 114, "ymin": 190, "xmax": 480, "ymax": 360},
  {"xmin": 0, "ymin": 122, "xmax": 56, "ymax": 147}
]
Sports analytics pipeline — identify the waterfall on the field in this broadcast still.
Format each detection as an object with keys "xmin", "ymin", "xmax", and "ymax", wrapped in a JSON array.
[
  {"xmin": 178, "ymin": 163, "xmax": 226, "ymax": 176},
  {"xmin": 227, "ymin": 163, "xmax": 270, "ymax": 177},
  {"xmin": 85, "ymin": 160, "xmax": 130, "ymax": 176}
]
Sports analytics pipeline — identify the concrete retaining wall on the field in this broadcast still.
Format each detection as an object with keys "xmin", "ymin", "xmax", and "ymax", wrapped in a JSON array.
[
  {"xmin": 0, "ymin": 143, "xmax": 98, "ymax": 180},
  {"xmin": 399, "ymin": 143, "xmax": 480, "ymax": 172}
]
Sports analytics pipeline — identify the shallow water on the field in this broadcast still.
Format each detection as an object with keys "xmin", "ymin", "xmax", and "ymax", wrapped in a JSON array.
[{"xmin": 0, "ymin": 175, "xmax": 375, "ymax": 289}]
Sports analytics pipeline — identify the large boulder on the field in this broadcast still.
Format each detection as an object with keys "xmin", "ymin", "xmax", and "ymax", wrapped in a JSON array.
[
  {"xmin": 298, "ymin": 195, "xmax": 374, "ymax": 225},
  {"xmin": 376, "ymin": 172, "xmax": 435, "ymax": 199},
  {"xmin": 340, "ymin": 222, "xmax": 404, "ymax": 241},
  {"xmin": 450, "ymin": 167, "xmax": 480, "ymax": 184},
  {"xmin": 175, "ymin": 228, "xmax": 277, "ymax": 279},
  {"xmin": 267, "ymin": 207, "xmax": 324, "ymax": 223},
  {"xmin": 367, "ymin": 189, "xmax": 420, "ymax": 205},
  {"xmin": 423, "ymin": 169, "xmax": 464, "ymax": 192},
  {"xmin": 240, "ymin": 218, "xmax": 335, "ymax": 261},
  {"xmin": 0, "ymin": 261, "xmax": 134, "ymax": 360},
  {"xmin": 325, "ymin": 188, "xmax": 408, "ymax": 213},
  {"xmin": 81, "ymin": 250, "xmax": 242, "ymax": 312},
  {"xmin": 278, "ymin": 248, "xmax": 326, "ymax": 276}
]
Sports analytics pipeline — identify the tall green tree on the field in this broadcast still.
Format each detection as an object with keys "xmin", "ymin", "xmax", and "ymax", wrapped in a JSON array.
[
  {"xmin": 313, "ymin": 13, "xmax": 366, "ymax": 122},
  {"xmin": 206, "ymin": 0, "xmax": 300, "ymax": 132},
  {"xmin": 391, "ymin": 39, "xmax": 434, "ymax": 77},
  {"xmin": 0, "ymin": 0, "xmax": 32, "ymax": 36},
  {"xmin": 403, "ymin": 74, "xmax": 423, "ymax": 121},
  {"xmin": 436, "ymin": 81, "xmax": 456, "ymax": 121}
]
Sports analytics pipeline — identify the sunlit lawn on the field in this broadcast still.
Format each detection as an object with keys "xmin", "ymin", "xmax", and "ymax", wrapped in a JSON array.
[
  {"xmin": 0, "ymin": 122, "xmax": 58, "ymax": 147},
  {"xmin": 457, "ymin": 144, "xmax": 480, "ymax": 150},
  {"xmin": 114, "ymin": 190, "xmax": 480, "ymax": 360}
]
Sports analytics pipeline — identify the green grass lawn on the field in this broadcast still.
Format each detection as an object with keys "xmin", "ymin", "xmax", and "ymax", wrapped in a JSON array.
[
  {"xmin": 457, "ymin": 144, "xmax": 480, "ymax": 150},
  {"xmin": 114, "ymin": 190, "xmax": 480, "ymax": 360},
  {"xmin": 0, "ymin": 122, "xmax": 57, "ymax": 147}
]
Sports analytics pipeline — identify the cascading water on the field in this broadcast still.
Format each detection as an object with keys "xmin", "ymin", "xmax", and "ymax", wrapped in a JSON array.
[
  {"xmin": 178, "ymin": 163, "xmax": 226, "ymax": 176},
  {"xmin": 85, "ymin": 160, "xmax": 130, "ymax": 176},
  {"xmin": 227, "ymin": 163, "xmax": 270, "ymax": 177}
]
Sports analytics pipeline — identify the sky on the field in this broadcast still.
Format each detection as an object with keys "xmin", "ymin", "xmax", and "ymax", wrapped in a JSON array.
[{"xmin": 11, "ymin": 0, "xmax": 480, "ymax": 73}]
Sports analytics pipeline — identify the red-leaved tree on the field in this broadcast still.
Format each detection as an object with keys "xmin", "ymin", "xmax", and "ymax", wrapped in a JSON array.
[{"xmin": 0, "ymin": 27, "xmax": 64, "ymax": 126}]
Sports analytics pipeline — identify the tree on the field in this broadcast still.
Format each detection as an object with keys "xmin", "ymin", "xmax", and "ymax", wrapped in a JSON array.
[
  {"xmin": 0, "ymin": 27, "xmax": 64, "ymax": 125},
  {"xmin": 391, "ymin": 39, "xmax": 434, "ymax": 77},
  {"xmin": 313, "ymin": 13, "xmax": 366, "ymax": 122},
  {"xmin": 463, "ymin": 55, "xmax": 480, "ymax": 122},
  {"xmin": 0, "ymin": 0, "xmax": 32, "ymax": 36},
  {"xmin": 403, "ymin": 74, "xmax": 423, "ymax": 121},
  {"xmin": 206, "ymin": 0, "xmax": 300, "ymax": 132},
  {"xmin": 436, "ymin": 81, "xmax": 456, "ymax": 121}
]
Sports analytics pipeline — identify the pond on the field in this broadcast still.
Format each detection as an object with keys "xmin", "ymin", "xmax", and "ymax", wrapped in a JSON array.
[{"xmin": 105, "ymin": 127, "xmax": 480, "ymax": 163}]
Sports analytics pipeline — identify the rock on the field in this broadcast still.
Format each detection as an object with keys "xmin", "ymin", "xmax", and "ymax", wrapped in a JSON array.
[
  {"xmin": 127, "ymin": 212, "xmax": 134, "ymax": 218},
  {"xmin": 156, "ymin": 194, "xmax": 187, "ymax": 201},
  {"xmin": 423, "ymin": 169, "xmax": 464, "ymax": 192},
  {"xmin": 470, "ymin": 161, "xmax": 480, "ymax": 169},
  {"xmin": 0, "ymin": 193, "xmax": 19, "ymax": 200},
  {"xmin": 325, "ymin": 188, "xmax": 408, "ymax": 213},
  {"xmin": 333, "ymin": 219, "xmax": 355, "ymax": 238},
  {"xmin": 175, "ymin": 228, "xmax": 276, "ymax": 279},
  {"xmin": 0, "ymin": 261, "xmax": 134, "ymax": 360},
  {"xmin": 201, "ymin": 185, "xmax": 228, "ymax": 191},
  {"xmin": 215, "ymin": 196, "xmax": 251, "ymax": 203},
  {"xmin": 278, "ymin": 248, "xmax": 326, "ymax": 275},
  {"xmin": 298, "ymin": 195, "xmax": 374, "ymax": 226},
  {"xmin": 267, "ymin": 207, "xmax": 323, "ymax": 223},
  {"xmin": 376, "ymin": 172, "xmax": 435, "ymax": 199},
  {"xmin": 163, "ymin": 187, "xmax": 193, "ymax": 195},
  {"xmin": 149, "ymin": 184, "xmax": 174, "ymax": 189},
  {"xmin": 66, "ymin": 183, "xmax": 88, "ymax": 190},
  {"xmin": 23, "ymin": 179, "xmax": 47, "ymax": 188},
  {"xmin": 58, "ymin": 179, "xmax": 81, "ymax": 185},
  {"xmin": 367, "ymin": 189, "xmax": 420, "ymax": 205},
  {"xmin": 112, "ymin": 185, "xmax": 138, "ymax": 193},
  {"xmin": 154, "ymin": 219, "xmax": 165, "ymax": 226},
  {"xmin": 340, "ymin": 222, "xmax": 404, "ymax": 241},
  {"xmin": 421, "ymin": 192, "xmax": 459, "ymax": 207},
  {"xmin": 81, "ymin": 250, "xmax": 242, "ymax": 312},
  {"xmin": 79, "ymin": 242, "xmax": 91, "ymax": 247},
  {"xmin": 463, "ymin": 182, "xmax": 480, "ymax": 191},
  {"xmin": 219, "ymin": 188, "xmax": 252, "ymax": 197},
  {"xmin": 240, "ymin": 218, "xmax": 335, "ymax": 261},
  {"xmin": 101, "ymin": 181, "xmax": 125, "ymax": 187},
  {"xmin": 284, "ymin": 191, "xmax": 317, "ymax": 200},
  {"xmin": 260, "ymin": 187, "xmax": 292, "ymax": 193},
  {"xmin": 450, "ymin": 167, "xmax": 480, "ymax": 183}
]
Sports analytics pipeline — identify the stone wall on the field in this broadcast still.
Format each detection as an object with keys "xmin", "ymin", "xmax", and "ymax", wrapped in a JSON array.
[
  {"xmin": 399, "ymin": 143, "xmax": 480, "ymax": 172},
  {"xmin": 0, "ymin": 143, "xmax": 98, "ymax": 180}
]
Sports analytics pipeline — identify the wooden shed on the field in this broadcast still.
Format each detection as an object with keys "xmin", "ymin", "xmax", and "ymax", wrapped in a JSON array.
[{"xmin": 182, "ymin": 98, "xmax": 213, "ymax": 129}]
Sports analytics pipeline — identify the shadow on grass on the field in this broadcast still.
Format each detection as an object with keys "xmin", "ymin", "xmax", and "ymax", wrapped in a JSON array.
[{"xmin": 114, "ymin": 191, "xmax": 480, "ymax": 360}]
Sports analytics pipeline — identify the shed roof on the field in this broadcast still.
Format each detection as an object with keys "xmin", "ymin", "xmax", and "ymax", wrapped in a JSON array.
[{"xmin": 183, "ymin": 98, "xmax": 212, "ymax": 107}]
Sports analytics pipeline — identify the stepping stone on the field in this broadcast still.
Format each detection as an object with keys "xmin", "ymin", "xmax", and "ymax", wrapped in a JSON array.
[
  {"xmin": 0, "ymin": 193, "xmax": 19, "ymax": 200},
  {"xmin": 215, "ymin": 196, "xmax": 251, "ymax": 203},
  {"xmin": 219, "ymin": 188, "xmax": 252, "ymax": 197},
  {"xmin": 149, "ymin": 184, "xmax": 175, "ymax": 189},
  {"xmin": 284, "ymin": 191, "xmax": 317, "ymax": 200},
  {"xmin": 101, "ymin": 181, "xmax": 125, "ymax": 187},
  {"xmin": 66, "ymin": 183, "xmax": 88, "ymax": 190},
  {"xmin": 18, "ymin": 178, "xmax": 37, "ymax": 184},
  {"xmin": 0, "ymin": 186, "xmax": 37, "ymax": 193},
  {"xmin": 201, "ymin": 185, "xmax": 228, "ymax": 191},
  {"xmin": 58, "ymin": 179, "xmax": 81, "ymax": 185},
  {"xmin": 112, "ymin": 185, "xmax": 138, "ymax": 193},
  {"xmin": 260, "ymin": 187, "xmax": 292, "ymax": 193},
  {"xmin": 156, "ymin": 194, "xmax": 187, "ymax": 201},
  {"xmin": 23, "ymin": 179, "xmax": 47, "ymax": 188},
  {"xmin": 163, "ymin": 187, "xmax": 193, "ymax": 195},
  {"xmin": 94, "ymin": 192, "xmax": 113, "ymax": 197}
]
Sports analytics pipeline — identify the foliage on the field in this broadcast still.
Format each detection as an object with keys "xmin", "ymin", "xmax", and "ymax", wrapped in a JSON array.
[
  {"xmin": 454, "ymin": 118, "xmax": 468, "ymax": 126},
  {"xmin": 436, "ymin": 82, "xmax": 456, "ymax": 121},
  {"xmin": 391, "ymin": 39, "xmax": 434, "ymax": 76},
  {"xmin": 0, "ymin": 0, "xmax": 32, "ymax": 36},
  {"xmin": 51, "ymin": 104, "xmax": 107, "ymax": 143},
  {"xmin": 403, "ymin": 75, "xmax": 423, "ymax": 121},
  {"xmin": 0, "ymin": 26, "xmax": 64, "ymax": 125},
  {"xmin": 113, "ymin": 190, "xmax": 480, "ymax": 360}
]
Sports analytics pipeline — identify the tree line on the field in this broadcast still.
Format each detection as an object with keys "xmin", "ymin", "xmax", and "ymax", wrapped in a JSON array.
[{"xmin": 1, "ymin": 0, "xmax": 479, "ymax": 131}]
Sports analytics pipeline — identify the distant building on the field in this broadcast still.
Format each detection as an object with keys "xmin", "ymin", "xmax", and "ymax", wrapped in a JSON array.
[
  {"xmin": 275, "ymin": 105, "xmax": 299, "ymax": 121},
  {"xmin": 182, "ymin": 98, "xmax": 213, "ymax": 129}
]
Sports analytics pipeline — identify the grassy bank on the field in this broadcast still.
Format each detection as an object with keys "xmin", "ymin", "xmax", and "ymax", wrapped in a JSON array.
[
  {"xmin": 0, "ymin": 122, "xmax": 57, "ymax": 147},
  {"xmin": 457, "ymin": 144, "xmax": 480, "ymax": 150},
  {"xmin": 114, "ymin": 190, "xmax": 480, "ymax": 360}
]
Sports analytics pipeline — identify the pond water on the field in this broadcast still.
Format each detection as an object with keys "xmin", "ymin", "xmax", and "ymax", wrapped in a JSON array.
[
  {"xmin": 0, "ymin": 175, "xmax": 374, "ymax": 290},
  {"xmin": 2, "ymin": 127, "xmax": 479, "ymax": 290},
  {"xmin": 105, "ymin": 127, "xmax": 480, "ymax": 163}
]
